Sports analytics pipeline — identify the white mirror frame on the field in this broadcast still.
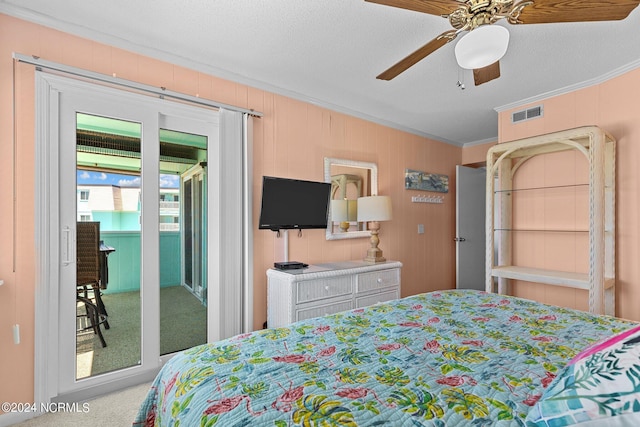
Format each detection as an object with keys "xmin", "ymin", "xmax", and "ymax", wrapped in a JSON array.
[{"xmin": 324, "ymin": 157, "xmax": 378, "ymax": 240}]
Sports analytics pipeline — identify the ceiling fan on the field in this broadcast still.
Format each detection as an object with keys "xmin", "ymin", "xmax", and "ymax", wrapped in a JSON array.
[{"xmin": 367, "ymin": 0, "xmax": 640, "ymax": 85}]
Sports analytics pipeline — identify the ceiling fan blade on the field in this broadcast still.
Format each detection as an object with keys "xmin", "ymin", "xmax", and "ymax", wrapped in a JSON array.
[
  {"xmin": 515, "ymin": 0, "xmax": 640, "ymax": 24},
  {"xmin": 377, "ymin": 30, "xmax": 457, "ymax": 80},
  {"xmin": 365, "ymin": 0, "xmax": 460, "ymax": 17},
  {"xmin": 473, "ymin": 61, "xmax": 501, "ymax": 86}
]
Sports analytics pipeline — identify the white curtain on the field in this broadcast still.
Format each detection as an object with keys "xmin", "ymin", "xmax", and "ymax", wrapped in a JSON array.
[{"xmin": 217, "ymin": 109, "xmax": 253, "ymax": 338}]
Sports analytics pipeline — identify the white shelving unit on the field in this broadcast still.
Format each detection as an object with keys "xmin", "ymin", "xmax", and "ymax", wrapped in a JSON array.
[{"xmin": 486, "ymin": 126, "xmax": 615, "ymax": 315}]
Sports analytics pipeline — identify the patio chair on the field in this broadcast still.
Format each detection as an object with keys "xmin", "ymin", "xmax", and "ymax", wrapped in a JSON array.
[{"xmin": 77, "ymin": 221, "xmax": 108, "ymax": 347}]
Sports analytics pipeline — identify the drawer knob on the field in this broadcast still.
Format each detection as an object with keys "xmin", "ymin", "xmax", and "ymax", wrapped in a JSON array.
[
  {"xmin": 377, "ymin": 278, "xmax": 382, "ymax": 283},
  {"xmin": 324, "ymin": 286, "xmax": 330, "ymax": 291}
]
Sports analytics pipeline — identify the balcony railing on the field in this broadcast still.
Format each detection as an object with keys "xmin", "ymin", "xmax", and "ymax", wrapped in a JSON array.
[
  {"xmin": 101, "ymin": 230, "xmax": 181, "ymax": 293},
  {"xmin": 160, "ymin": 201, "xmax": 179, "ymax": 210},
  {"xmin": 159, "ymin": 223, "xmax": 179, "ymax": 231}
]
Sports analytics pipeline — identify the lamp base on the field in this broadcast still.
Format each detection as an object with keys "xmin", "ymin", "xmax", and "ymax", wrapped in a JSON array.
[
  {"xmin": 364, "ymin": 248, "xmax": 386, "ymax": 263},
  {"xmin": 363, "ymin": 221, "xmax": 386, "ymax": 263}
]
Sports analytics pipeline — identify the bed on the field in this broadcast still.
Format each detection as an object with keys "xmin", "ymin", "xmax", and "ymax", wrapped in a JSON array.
[{"xmin": 134, "ymin": 290, "xmax": 640, "ymax": 426}]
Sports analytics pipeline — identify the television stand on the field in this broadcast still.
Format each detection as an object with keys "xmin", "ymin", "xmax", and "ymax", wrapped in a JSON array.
[{"xmin": 267, "ymin": 260, "xmax": 402, "ymax": 327}]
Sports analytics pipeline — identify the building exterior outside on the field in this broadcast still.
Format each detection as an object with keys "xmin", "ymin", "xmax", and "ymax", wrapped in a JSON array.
[{"xmin": 77, "ymin": 184, "xmax": 179, "ymax": 231}]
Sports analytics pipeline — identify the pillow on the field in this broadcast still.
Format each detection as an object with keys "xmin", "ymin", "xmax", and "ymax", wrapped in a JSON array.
[
  {"xmin": 525, "ymin": 324, "xmax": 640, "ymax": 427},
  {"xmin": 569, "ymin": 324, "xmax": 640, "ymax": 365}
]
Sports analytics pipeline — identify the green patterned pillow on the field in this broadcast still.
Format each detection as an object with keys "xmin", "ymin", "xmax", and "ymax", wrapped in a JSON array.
[{"xmin": 526, "ymin": 325, "xmax": 640, "ymax": 426}]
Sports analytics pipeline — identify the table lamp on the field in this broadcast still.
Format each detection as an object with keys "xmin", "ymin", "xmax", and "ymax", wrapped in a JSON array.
[
  {"xmin": 331, "ymin": 199, "xmax": 358, "ymax": 232},
  {"xmin": 357, "ymin": 195, "xmax": 392, "ymax": 263}
]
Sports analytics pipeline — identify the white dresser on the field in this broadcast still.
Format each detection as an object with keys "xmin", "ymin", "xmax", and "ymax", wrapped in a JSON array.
[{"xmin": 267, "ymin": 260, "xmax": 402, "ymax": 328}]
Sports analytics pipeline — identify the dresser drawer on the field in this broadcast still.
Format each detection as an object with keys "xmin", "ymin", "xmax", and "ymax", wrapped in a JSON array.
[
  {"xmin": 355, "ymin": 289, "xmax": 399, "ymax": 308},
  {"xmin": 296, "ymin": 300, "xmax": 353, "ymax": 322},
  {"xmin": 268, "ymin": 260, "xmax": 402, "ymax": 327},
  {"xmin": 296, "ymin": 276, "xmax": 353, "ymax": 303},
  {"xmin": 356, "ymin": 268, "xmax": 400, "ymax": 293}
]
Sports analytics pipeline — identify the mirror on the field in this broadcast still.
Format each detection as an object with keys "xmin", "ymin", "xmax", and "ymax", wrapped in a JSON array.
[{"xmin": 324, "ymin": 157, "xmax": 377, "ymax": 240}]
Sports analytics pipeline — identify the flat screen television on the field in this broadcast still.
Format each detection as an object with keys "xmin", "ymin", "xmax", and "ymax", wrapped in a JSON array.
[{"xmin": 259, "ymin": 176, "xmax": 331, "ymax": 231}]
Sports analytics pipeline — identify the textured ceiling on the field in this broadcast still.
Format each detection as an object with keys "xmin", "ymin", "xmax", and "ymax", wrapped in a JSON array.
[{"xmin": 2, "ymin": 0, "xmax": 640, "ymax": 146}]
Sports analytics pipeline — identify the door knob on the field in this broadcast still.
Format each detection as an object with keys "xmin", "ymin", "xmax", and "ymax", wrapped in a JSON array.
[{"xmin": 454, "ymin": 237, "xmax": 466, "ymax": 242}]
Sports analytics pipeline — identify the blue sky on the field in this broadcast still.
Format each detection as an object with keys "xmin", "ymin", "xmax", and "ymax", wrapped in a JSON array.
[{"xmin": 77, "ymin": 170, "xmax": 179, "ymax": 188}]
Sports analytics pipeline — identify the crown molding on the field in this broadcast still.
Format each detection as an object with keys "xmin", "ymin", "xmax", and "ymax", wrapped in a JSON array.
[
  {"xmin": 495, "ymin": 58, "xmax": 640, "ymax": 113},
  {"xmin": 462, "ymin": 137, "xmax": 498, "ymax": 148},
  {"xmin": 0, "ymin": 6, "xmax": 460, "ymax": 147}
]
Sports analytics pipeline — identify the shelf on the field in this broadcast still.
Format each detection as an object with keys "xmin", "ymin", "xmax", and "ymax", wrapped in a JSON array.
[
  {"xmin": 486, "ymin": 126, "xmax": 616, "ymax": 315},
  {"xmin": 494, "ymin": 229, "xmax": 589, "ymax": 233},
  {"xmin": 495, "ymin": 183, "xmax": 589, "ymax": 193},
  {"xmin": 491, "ymin": 266, "xmax": 614, "ymax": 291}
]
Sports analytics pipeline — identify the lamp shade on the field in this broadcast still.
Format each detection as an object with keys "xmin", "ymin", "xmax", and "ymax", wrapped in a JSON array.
[
  {"xmin": 454, "ymin": 25, "xmax": 509, "ymax": 70},
  {"xmin": 357, "ymin": 195, "xmax": 392, "ymax": 222},
  {"xmin": 331, "ymin": 199, "xmax": 357, "ymax": 222}
]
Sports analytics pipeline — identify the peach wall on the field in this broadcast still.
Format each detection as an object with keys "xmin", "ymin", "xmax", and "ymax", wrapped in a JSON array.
[
  {"xmin": 251, "ymin": 97, "xmax": 461, "ymax": 329},
  {"xmin": 461, "ymin": 140, "xmax": 496, "ymax": 166},
  {"xmin": 498, "ymin": 68, "xmax": 640, "ymax": 321},
  {"xmin": 0, "ymin": 14, "xmax": 461, "ymax": 407}
]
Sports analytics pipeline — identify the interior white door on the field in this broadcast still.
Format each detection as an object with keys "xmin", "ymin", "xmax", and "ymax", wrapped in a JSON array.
[{"xmin": 455, "ymin": 165, "xmax": 486, "ymax": 290}]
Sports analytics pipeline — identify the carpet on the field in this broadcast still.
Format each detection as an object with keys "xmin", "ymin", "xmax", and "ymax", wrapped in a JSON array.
[
  {"xmin": 76, "ymin": 285, "xmax": 206, "ymax": 378},
  {"xmin": 11, "ymin": 382, "xmax": 152, "ymax": 427}
]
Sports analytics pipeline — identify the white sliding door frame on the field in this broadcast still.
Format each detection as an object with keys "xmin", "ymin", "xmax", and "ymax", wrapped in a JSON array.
[{"xmin": 33, "ymin": 72, "xmax": 253, "ymax": 404}]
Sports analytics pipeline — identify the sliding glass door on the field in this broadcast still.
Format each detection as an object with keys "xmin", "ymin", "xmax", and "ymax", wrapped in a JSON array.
[
  {"xmin": 158, "ymin": 115, "xmax": 213, "ymax": 356},
  {"xmin": 74, "ymin": 113, "xmax": 143, "ymax": 380},
  {"xmin": 56, "ymin": 79, "xmax": 218, "ymax": 396},
  {"xmin": 180, "ymin": 165, "xmax": 206, "ymax": 301}
]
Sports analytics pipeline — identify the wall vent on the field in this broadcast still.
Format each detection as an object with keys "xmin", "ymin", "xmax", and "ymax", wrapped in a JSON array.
[{"xmin": 511, "ymin": 105, "xmax": 543, "ymax": 123}]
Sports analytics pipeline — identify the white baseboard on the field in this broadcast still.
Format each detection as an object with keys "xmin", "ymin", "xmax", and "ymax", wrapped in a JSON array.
[{"xmin": 0, "ymin": 411, "xmax": 37, "ymax": 427}]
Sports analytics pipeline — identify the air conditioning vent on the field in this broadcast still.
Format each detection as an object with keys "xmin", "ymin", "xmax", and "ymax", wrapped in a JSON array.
[
  {"xmin": 512, "ymin": 110, "xmax": 527, "ymax": 122},
  {"xmin": 512, "ymin": 105, "xmax": 543, "ymax": 123}
]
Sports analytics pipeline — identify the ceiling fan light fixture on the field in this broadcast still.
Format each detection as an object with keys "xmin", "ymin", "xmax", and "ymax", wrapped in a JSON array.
[{"xmin": 454, "ymin": 25, "xmax": 509, "ymax": 70}]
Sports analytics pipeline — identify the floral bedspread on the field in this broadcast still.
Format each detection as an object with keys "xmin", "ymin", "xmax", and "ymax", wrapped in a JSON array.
[{"xmin": 134, "ymin": 290, "xmax": 635, "ymax": 426}]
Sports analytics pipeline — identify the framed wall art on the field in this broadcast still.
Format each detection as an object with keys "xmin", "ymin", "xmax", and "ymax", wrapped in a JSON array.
[{"xmin": 404, "ymin": 169, "xmax": 449, "ymax": 193}]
